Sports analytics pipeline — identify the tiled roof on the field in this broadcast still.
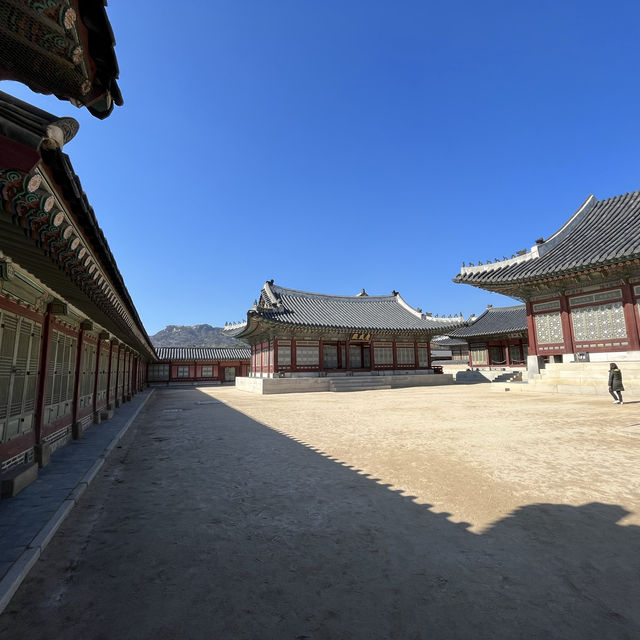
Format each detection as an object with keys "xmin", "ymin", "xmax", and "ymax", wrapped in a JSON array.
[
  {"xmin": 155, "ymin": 347, "xmax": 251, "ymax": 361},
  {"xmin": 232, "ymin": 282, "xmax": 466, "ymax": 335},
  {"xmin": 449, "ymin": 305, "xmax": 527, "ymax": 338},
  {"xmin": 431, "ymin": 336, "xmax": 469, "ymax": 347},
  {"xmin": 454, "ymin": 191, "xmax": 640, "ymax": 287}
]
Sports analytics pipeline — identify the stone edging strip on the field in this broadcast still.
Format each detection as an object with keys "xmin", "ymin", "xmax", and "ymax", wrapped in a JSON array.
[{"xmin": 0, "ymin": 389, "xmax": 155, "ymax": 614}]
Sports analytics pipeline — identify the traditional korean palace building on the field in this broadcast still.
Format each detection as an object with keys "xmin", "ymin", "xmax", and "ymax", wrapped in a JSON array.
[
  {"xmin": 226, "ymin": 281, "xmax": 465, "ymax": 386},
  {"xmin": 0, "ymin": 5, "xmax": 154, "ymax": 497},
  {"xmin": 448, "ymin": 305, "xmax": 528, "ymax": 368},
  {"xmin": 454, "ymin": 190, "xmax": 640, "ymax": 376},
  {"xmin": 430, "ymin": 336, "xmax": 469, "ymax": 363},
  {"xmin": 149, "ymin": 347, "xmax": 250, "ymax": 385}
]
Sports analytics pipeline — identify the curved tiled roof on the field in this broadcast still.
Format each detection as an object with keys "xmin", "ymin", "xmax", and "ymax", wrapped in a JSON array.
[
  {"xmin": 449, "ymin": 305, "xmax": 527, "ymax": 338},
  {"xmin": 233, "ymin": 282, "xmax": 466, "ymax": 335},
  {"xmin": 454, "ymin": 191, "xmax": 640, "ymax": 287},
  {"xmin": 155, "ymin": 347, "xmax": 250, "ymax": 361}
]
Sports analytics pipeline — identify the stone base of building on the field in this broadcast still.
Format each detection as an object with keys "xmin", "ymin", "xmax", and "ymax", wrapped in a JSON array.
[
  {"xmin": 235, "ymin": 372, "xmax": 455, "ymax": 395},
  {"xmin": 0, "ymin": 462, "xmax": 38, "ymax": 499},
  {"xmin": 528, "ymin": 351, "xmax": 640, "ymax": 379}
]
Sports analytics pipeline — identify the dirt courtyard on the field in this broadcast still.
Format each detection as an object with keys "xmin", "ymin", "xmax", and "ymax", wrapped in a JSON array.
[
  {"xmin": 219, "ymin": 384, "xmax": 640, "ymax": 532},
  {"xmin": 1, "ymin": 384, "xmax": 639, "ymax": 639}
]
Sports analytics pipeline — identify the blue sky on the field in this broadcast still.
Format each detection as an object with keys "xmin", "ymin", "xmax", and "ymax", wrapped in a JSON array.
[{"xmin": 5, "ymin": 1, "xmax": 640, "ymax": 334}]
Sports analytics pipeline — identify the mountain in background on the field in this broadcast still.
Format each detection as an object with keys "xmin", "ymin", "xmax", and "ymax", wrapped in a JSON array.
[{"xmin": 150, "ymin": 324, "xmax": 245, "ymax": 348}]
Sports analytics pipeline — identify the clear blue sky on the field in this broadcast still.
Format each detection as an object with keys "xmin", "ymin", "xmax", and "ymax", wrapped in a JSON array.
[{"xmin": 5, "ymin": 1, "xmax": 640, "ymax": 335}]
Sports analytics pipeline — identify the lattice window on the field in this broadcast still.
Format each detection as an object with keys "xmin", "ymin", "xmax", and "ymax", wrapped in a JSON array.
[
  {"xmin": 533, "ymin": 300, "xmax": 561, "ymax": 312},
  {"xmin": 148, "ymin": 364, "xmax": 169, "ymax": 381},
  {"xmin": 323, "ymin": 344, "xmax": 338, "ymax": 369},
  {"xmin": 0, "ymin": 311, "xmax": 41, "ymax": 442},
  {"xmin": 418, "ymin": 348, "xmax": 429, "ymax": 368},
  {"xmin": 277, "ymin": 345, "xmax": 291, "ymax": 366},
  {"xmin": 296, "ymin": 345, "xmax": 319, "ymax": 366},
  {"xmin": 571, "ymin": 302, "xmax": 627, "ymax": 341},
  {"xmin": 534, "ymin": 312, "xmax": 563, "ymax": 344},
  {"xmin": 470, "ymin": 343, "xmax": 488, "ymax": 365},
  {"xmin": 570, "ymin": 289, "xmax": 622, "ymax": 306},
  {"xmin": 176, "ymin": 365, "xmax": 190, "ymax": 378},
  {"xmin": 201, "ymin": 365, "xmax": 213, "ymax": 378},
  {"xmin": 396, "ymin": 345, "xmax": 415, "ymax": 365},
  {"xmin": 349, "ymin": 345, "xmax": 361, "ymax": 368},
  {"xmin": 373, "ymin": 343, "xmax": 393, "ymax": 365}
]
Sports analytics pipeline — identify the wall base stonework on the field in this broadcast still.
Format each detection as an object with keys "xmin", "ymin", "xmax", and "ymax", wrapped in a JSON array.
[{"xmin": 235, "ymin": 373, "xmax": 455, "ymax": 395}]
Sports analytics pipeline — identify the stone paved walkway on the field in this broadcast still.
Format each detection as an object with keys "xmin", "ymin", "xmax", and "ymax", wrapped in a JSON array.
[{"xmin": 0, "ymin": 390, "xmax": 153, "ymax": 611}]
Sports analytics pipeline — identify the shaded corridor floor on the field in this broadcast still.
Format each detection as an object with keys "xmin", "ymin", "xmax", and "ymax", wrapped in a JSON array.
[{"xmin": 1, "ymin": 386, "xmax": 639, "ymax": 639}]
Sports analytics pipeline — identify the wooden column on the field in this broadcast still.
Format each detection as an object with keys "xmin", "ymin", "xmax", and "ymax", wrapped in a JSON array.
[
  {"xmin": 525, "ymin": 301, "xmax": 538, "ymax": 355},
  {"xmin": 621, "ymin": 282, "xmax": 640, "ymax": 351},
  {"xmin": 559, "ymin": 295, "xmax": 575, "ymax": 354},
  {"xmin": 392, "ymin": 341, "xmax": 397, "ymax": 370},
  {"xmin": 106, "ymin": 340, "xmax": 114, "ymax": 409},
  {"xmin": 345, "ymin": 340, "xmax": 350, "ymax": 370},
  {"xmin": 112, "ymin": 343, "xmax": 120, "ymax": 406},
  {"xmin": 291, "ymin": 339, "xmax": 297, "ymax": 372},
  {"xmin": 318, "ymin": 339, "xmax": 324, "ymax": 371},
  {"xmin": 504, "ymin": 341, "xmax": 511, "ymax": 366},
  {"xmin": 427, "ymin": 341, "xmax": 432, "ymax": 368},
  {"xmin": 71, "ymin": 324, "xmax": 87, "ymax": 433},
  {"xmin": 34, "ymin": 304, "xmax": 54, "ymax": 444},
  {"xmin": 413, "ymin": 342, "xmax": 418, "ymax": 370}
]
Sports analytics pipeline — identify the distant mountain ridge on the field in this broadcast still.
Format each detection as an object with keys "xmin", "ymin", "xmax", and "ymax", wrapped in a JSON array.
[{"xmin": 150, "ymin": 324, "xmax": 244, "ymax": 348}]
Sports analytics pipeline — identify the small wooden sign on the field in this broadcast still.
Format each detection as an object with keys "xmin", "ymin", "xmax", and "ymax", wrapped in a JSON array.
[{"xmin": 350, "ymin": 332, "xmax": 371, "ymax": 341}]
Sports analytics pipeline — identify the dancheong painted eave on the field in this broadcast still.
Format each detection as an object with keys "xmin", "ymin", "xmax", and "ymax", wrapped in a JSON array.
[
  {"xmin": 226, "ymin": 281, "xmax": 466, "ymax": 339},
  {"xmin": 453, "ymin": 190, "xmax": 640, "ymax": 293}
]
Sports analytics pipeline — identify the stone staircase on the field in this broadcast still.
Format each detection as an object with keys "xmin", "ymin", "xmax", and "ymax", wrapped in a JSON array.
[
  {"xmin": 456, "ymin": 368, "xmax": 524, "ymax": 384},
  {"xmin": 492, "ymin": 361, "xmax": 640, "ymax": 396},
  {"xmin": 328, "ymin": 376, "xmax": 392, "ymax": 392}
]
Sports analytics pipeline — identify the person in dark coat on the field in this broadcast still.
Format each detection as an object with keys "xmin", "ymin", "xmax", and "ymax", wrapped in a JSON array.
[{"xmin": 608, "ymin": 363, "xmax": 624, "ymax": 404}]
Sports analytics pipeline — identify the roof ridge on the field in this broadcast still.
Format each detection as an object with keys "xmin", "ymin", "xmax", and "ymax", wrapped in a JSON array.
[{"xmin": 272, "ymin": 284, "xmax": 396, "ymax": 301}]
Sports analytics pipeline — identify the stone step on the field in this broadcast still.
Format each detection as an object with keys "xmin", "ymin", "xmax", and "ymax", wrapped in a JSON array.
[{"xmin": 331, "ymin": 384, "xmax": 392, "ymax": 392}]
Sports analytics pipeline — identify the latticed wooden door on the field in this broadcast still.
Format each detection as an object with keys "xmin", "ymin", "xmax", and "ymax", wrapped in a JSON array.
[{"xmin": 0, "ymin": 310, "xmax": 42, "ymax": 443}]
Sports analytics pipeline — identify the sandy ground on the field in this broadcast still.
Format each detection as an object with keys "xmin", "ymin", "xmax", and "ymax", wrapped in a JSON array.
[{"xmin": 1, "ymin": 385, "xmax": 639, "ymax": 639}]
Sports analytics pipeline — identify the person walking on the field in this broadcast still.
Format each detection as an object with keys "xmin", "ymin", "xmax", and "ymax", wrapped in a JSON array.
[{"xmin": 608, "ymin": 362, "xmax": 624, "ymax": 404}]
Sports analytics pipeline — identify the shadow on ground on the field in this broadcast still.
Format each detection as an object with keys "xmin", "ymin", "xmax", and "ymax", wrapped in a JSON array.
[{"xmin": 1, "ymin": 387, "xmax": 639, "ymax": 640}]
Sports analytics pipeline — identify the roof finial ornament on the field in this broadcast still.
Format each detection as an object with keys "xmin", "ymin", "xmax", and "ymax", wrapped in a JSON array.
[
  {"xmin": 268, "ymin": 279, "xmax": 274, "ymax": 286},
  {"xmin": 392, "ymin": 290, "xmax": 398, "ymax": 296},
  {"xmin": 356, "ymin": 288, "xmax": 368, "ymax": 297},
  {"xmin": 462, "ymin": 261, "xmax": 466, "ymax": 267}
]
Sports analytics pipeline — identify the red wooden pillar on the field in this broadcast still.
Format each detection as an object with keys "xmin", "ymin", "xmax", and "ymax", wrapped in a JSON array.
[
  {"xmin": 292, "ymin": 339, "xmax": 297, "ymax": 372},
  {"xmin": 426, "ymin": 341, "xmax": 432, "ymax": 368},
  {"xmin": 105, "ymin": 340, "xmax": 114, "ymax": 409},
  {"xmin": 345, "ymin": 339, "xmax": 350, "ymax": 370},
  {"xmin": 621, "ymin": 282, "xmax": 640, "ymax": 350},
  {"xmin": 525, "ymin": 301, "xmax": 538, "ymax": 355},
  {"xmin": 559, "ymin": 295, "xmax": 575, "ymax": 355},
  {"xmin": 273, "ymin": 338, "xmax": 278, "ymax": 373},
  {"xmin": 34, "ymin": 304, "xmax": 54, "ymax": 444},
  {"xmin": 318, "ymin": 339, "xmax": 324, "ymax": 371},
  {"xmin": 413, "ymin": 342, "xmax": 418, "ymax": 370},
  {"xmin": 392, "ymin": 341, "xmax": 397, "ymax": 370},
  {"xmin": 112, "ymin": 342, "xmax": 120, "ymax": 407},
  {"xmin": 71, "ymin": 324, "xmax": 87, "ymax": 434}
]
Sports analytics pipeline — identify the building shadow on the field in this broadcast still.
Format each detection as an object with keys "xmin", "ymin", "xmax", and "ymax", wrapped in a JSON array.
[{"xmin": 1, "ymin": 386, "xmax": 639, "ymax": 640}]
